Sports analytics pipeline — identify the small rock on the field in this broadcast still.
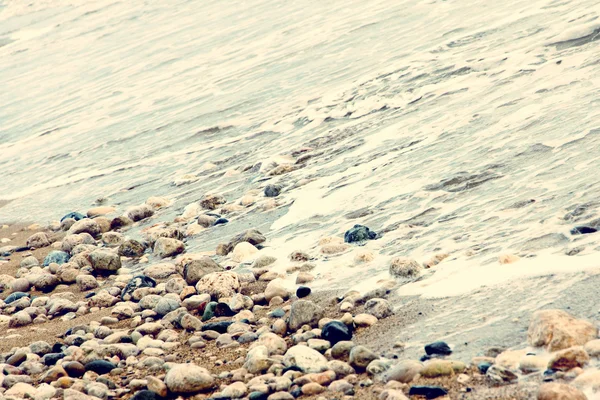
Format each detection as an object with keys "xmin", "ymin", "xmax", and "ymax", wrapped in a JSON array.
[
  {"xmin": 322, "ymin": 320, "xmax": 352, "ymax": 345},
  {"xmin": 385, "ymin": 360, "xmax": 423, "ymax": 383},
  {"xmin": 344, "ymin": 224, "xmax": 377, "ymax": 243},
  {"xmin": 90, "ymin": 249, "xmax": 121, "ymax": 274},
  {"xmin": 146, "ymin": 375, "xmax": 168, "ymax": 397},
  {"xmin": 63, "ymin": 361, "xmax": 85, "ymax": 378},
  {"xmin": 183, "ymin": 257, "xmax": 223, "ymax": 285},
  {"xmin": 284, "ymin": 345, "xmax": 329, "ymax": 373},
  {"xmin": 538, "ymin": 382, "xmax": 587, "ymax": 400},
  {"xmin": 302, "ymin": 382, "xmax": 325, "ymax": 395},
  {"xmin": 364, "ymin": 298, "xmax": 393, "ymax": 319},
  {"xmin": 43, "ymin": 250, "xmax": 70, "ymax": 266},
  {"xmin": 547, "ymin": 346, "xmax": 589, "ymax": 371},
  {"xmin": 389, "ymin": 257, "xmax": 421, "ymax": 278},
  {"xmin": 421, "ymin": 360, "xmax": 465, "ymax": 378},
  {"xmin": 288, "ymin": 300, "xmax": 324, "ymax": 331},
  {"xmin": 26, "ymin": 232, "xmax": 51, "ymax": 248},
  {"xmin": 85, "ymin": 360, "xmax": 116, "ymax": 375},
  {"xmin": 408, "ymin": 386, "xmax": 448, "ymax": 399},
  {"xmin": 349, "ymin": 345, "xmax": 378, "ymax": 370},
  {"xmin": 528, "ymin": 310, "xmax": 597, "ymax": 352},
  {"xmin": 118, "ymin": 239, "xmax": 146, "ymax": 257},
  {"xmin": 264, "ymin": 185, "xmax": 281, "ymax": 197},
  {"xmin": 153, "ymin": 237, "xmax": 185, "ymax": 258},
  {"xmin": 425, "ymin": 341, "xmax": 452, "ymax": 356},
  {"xmin": 296, "ymin": 286, "xmax": 311, "ymax": 298},
  {"xmin": 486, "ymin": 365, "xmax": 518, "ymax": 383}
]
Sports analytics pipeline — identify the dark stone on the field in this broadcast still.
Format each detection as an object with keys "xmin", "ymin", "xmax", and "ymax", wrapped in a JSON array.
[
  {"xmin": 201, "ymin": 321, "xmax": 233, "ymax": 334},
  {"xmin": 61, "ymin": 212, "xmax": 86, "ymax": 222},
  {"xmin": 208, "ymin": 394, "xmax": 231, "ymax": 400},
  {"xmin": 425, "ymin": 341, "xmax": 452, "ymax": 356},
  {"xmin": 237, "ymin": 332, "xmax": 258, "ymax": 344},
  {"xmin": 344, "ymin": 224, "xmax": 377, "ymax": 243},
  {"xmin": 478, "ymin": 361, "xmax": 492, "ymax": 374},
  {"xmin": 121, "ymin": 275, "xmax": 156, "ymax": 300},
  {"xmin": 248, "ymin": 392, "xmax": 269, "ymax": 400},
  {"xmin": 5, "ymin": 292, "xmax": 29, "ymax": 304},
  {"xmin": 97, "ymin": 377, "xmax": 117, "ymax": 389},
  {"xmin": 131, "ymin": 390, "xmax": 164, "ymax": 400},
  {"xmin": 543, "ymin": 369, "xmax": 556, "ymax": 382},
  {"xmin": 214, "ymin": 302, "xmax": 235, "ymax": 317},
  {"xmin": 290, "ymin": 387, "xmax": 302, "ymax": 398},
  {"xmin": 202, "ymin": 302, "xmax": 217, "ymax": 321},
  {"xmin": 6, "ymin": 352, "xmax": 26, "ymax": 366},
  {"xmin": 214, "ymin": 218, "xmax": 228, "ymax": 226},
  {"xmin": 420, "ymin": 355, "xmax": 432, "ymax": 362},
  {"xmin": 409, "ymin": 386, "xmax": 448, "ymax": 399},
  {"xmin": 85, "ymin": 359, "xmax": 116, "ymax": 374},
  {"xmin": 282, "ymin": 366, "xmax": 303, "ymax": 374},
  {"xmin": 268, "ymin": 308, "xmax": 286, "ymax": 318},
  {"xmin": 110, "ymin": 216, "xmax": 133, "ymax": 230},
  {"xmin": 296, "ymin": 286, "xmax": 311, "ymax": 298},
  {"xmin": 52, "ymin": 343, "xmax": 65, "ymax": 353},
  {"xmin": 264, "ymin": 185, "xmax": 281, "ymax": 197},
  {"xmin": 322, "ymin": 320, "xmax": 352, "ymax": 345},
  {"xmin": 85, "ymin": 292, "xmax": 96, "ymax": 298},
  {"xmin": 43, "ymin": 251, "xmax": 70, "ymax": 266},
  {"xmin": 15, "ymin": 246, "xmax": 30, "ymax": 252},
  {"xmin": 43, "ymin": 353, "xmax": 65, "ymax": 366},
  {"xmin": 571, "ymin": 226, "xmax": 598, "ymax": 235},
  {"xmin": 71, "ymin": 337, "xmax": 85, "ymax": 347},
  {"xmin": 118, "ymin": 239, "xmax": 146, "ymax": 257},
  {"xmin": 63, "ymin": 361, "xmax": 85, "ymax": 378},
  {"xmin": 120, "ymin": 336, "xmax": 133, "ymax": 343}
]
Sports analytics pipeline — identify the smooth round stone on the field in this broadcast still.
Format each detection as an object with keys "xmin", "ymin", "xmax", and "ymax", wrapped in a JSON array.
[
  {"xmin": 269, "ymin": 309, "xmax": 286, "ymax": 318},
  {"xmin": 214, "ymin": 218, "xmax": 228, "ymax": 225},
  {"xmin": 63, "ymin": 361, "xmax": 85, "ymax": 378},
  {"xmin": 85, "ymin": 360, "xmax": 116, "ymax": 375},
  {"xmin": 201, "ymin": 321, "xmax": 233, "ymax": 334},
  {"xmin": 214, "ymin": 302, "xmax": 235, "ymax": 317},
  {"xmin": 42, "ymin": 353, "xmax": 65, "ymax": 366},
  {"xmin": 131, "ymin": 390, "xmax": 164, "ymax": 400},
  {"xmin": 5, "ymin": 292, "xmax": 29, "ymax": 304},
  {"xmin": 296, "ymin": 286, "xmax": 311, "ymax": 298}
]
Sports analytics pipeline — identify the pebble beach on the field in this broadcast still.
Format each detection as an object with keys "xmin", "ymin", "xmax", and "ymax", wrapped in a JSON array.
[
  {"xmin": 0, "ymin": 192, "xmax": 599, "ymax": 400},
  {"xmin": 3, "ymin": 0, "xmax": 600, "ymax": 399}
]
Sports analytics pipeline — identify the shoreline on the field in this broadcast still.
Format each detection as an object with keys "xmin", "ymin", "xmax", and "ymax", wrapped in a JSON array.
[{"xmin": 0, "ymin": 197, "xmax": 597, "ymax": 400}]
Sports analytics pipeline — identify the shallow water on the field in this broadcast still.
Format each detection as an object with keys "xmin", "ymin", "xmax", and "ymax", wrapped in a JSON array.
[{"xmin": 2, "ymin": 0, "xmax": 600, "ymax": 347}]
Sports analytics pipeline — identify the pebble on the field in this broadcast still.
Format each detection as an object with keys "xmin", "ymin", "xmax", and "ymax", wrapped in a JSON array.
[
  {"xmin": 408, "ymin": 386, "xmax": 448, "ymax": 399},
  {"xmin": 389, "ymin": 257, "xmax": 421, "ymax": 278},
  {"xmin": 425, "ymin": 341, "xmax": 453, "ymax": 356},
  {"xmin": 349, "ymin": 345, "xmax": 379, "ymax": 370},
  {"xmin": 165, "ymin": 363, "xmax": 215, "ymax": 394},
  {"xmin": 322, "ymin": 321, "xmax": 352, "ymax": 345},
  {"xmin": 288, "ymin": 300, "xmax": 324, "ymax": 331},
  {"xmin": 85, "ymin": 360, "xmax": 116, "ymax": 375},
  {"xmin": 538, "ymin": 383, "xmax": 587, "ymax": 399},
  {"xmin": 284, "ymin": 345, "xmax": 329, "ymax": 373},
  {"xmin": 354, "ymin": 313, "xmax": 378, "ymax": 327},
  {"xmin": 548, "ymin": 346, "xmax": 589, "ymax": 371},
  {"xmin": 344, "ymin": 224, "xmax": 377, "ymax": 243}
]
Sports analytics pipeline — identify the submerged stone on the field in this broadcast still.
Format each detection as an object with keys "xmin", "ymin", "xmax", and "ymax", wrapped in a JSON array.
[
  {"xmin": 60, "ymin": 212, "xmax": 86, "ymax": 222},
  {"xmin": 571, "ymin": 226, "xmax": 598, "ymax": 235},
  {"xmin": 344, "ymin": 225, "xmax": 377, "ymax": 243}
]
